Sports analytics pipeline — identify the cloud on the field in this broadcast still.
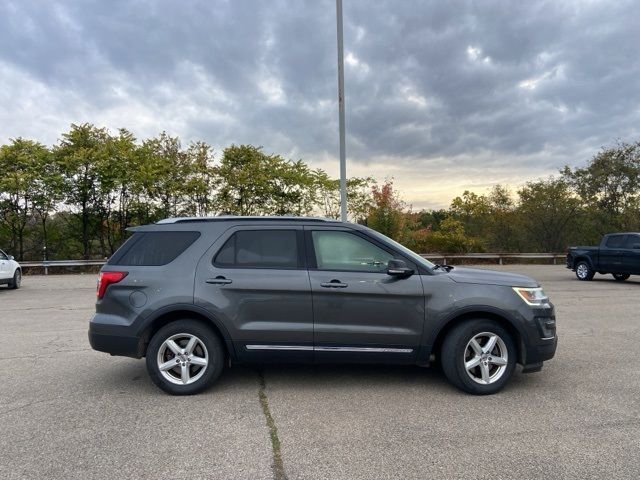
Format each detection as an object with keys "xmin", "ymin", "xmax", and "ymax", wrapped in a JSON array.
[{"xmin": 1, "ymin": 0, "xmax": 639, "ymax": 207}]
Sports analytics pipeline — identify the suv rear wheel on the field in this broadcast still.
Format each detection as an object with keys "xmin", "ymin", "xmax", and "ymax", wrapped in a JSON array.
[
  {"xmin": 441, "ymin": 319, "xmax": 516, "ymax": 395},
  {"xmin": 146, "ymin": 319, "xmax": 224, "ymax": 395}
]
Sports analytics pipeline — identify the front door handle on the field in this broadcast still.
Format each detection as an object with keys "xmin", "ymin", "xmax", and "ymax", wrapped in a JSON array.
[
  {"xmin": 206, "ymin": 276, "xmax": 232, "ymax": 285},
  {"xmin": 320, "ymin": 279, "xmax": 348, "ymax": 288}
]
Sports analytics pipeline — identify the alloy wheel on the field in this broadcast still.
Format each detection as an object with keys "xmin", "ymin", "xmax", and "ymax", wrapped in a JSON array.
[
  {"xmin": 464, "ymin": 332, "xmax": 508, "ymax": 385},
  {"xmin": 156, "ymin": 333, "xmax": 209, "ymax": 385}
]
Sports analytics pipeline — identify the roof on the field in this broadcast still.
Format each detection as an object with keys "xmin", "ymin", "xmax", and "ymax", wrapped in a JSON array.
[{"xmin": 155, "ymin": 216, "xmax": 342, "ymax": 224}]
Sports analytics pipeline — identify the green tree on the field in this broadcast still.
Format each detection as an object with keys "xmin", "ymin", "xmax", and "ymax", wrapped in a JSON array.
[
  {"xmin": 215, "ymin": 145, "xmax": 321, "ymax": 216},
  {"xmin": 55, "ymin": 123, "xmax": 111, "ymax": 259},
  {"xmin": 450, "ymin": 190, "xmax": 491, "ymax": 239},
  {"xmin": 487, "ymin": 185, "xmax": 519, "ymax": 252},
  {"xmin": 517, "ymin": 177, "xmax": 582, "ymax": 252},
  {"xmin": 313, "ymin": 170, "xmax": 373, "ymax": 222},
  {"xmin": 562, "ymin": 141, "xmax": 640, "ymax": 233},
  {"xmin": 0, "ymin": 138, "xmax": 49, "ymax": 259}
]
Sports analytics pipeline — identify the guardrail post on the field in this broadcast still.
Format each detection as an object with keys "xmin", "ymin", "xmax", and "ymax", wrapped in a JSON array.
[{"xmin": 499, "ymin": 256, "xmax": 503, "ymax": 265}]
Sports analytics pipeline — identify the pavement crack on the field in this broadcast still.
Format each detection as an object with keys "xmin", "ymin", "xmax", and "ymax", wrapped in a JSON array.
[{"xmin": 257, "ymin": 370, "xmax": 288, "ymax": 480}]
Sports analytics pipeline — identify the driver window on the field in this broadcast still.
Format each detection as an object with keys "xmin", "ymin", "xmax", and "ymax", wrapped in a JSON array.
[{"xmin": 311, "ymin": 230, "xmax": 394, "ymax": 272}]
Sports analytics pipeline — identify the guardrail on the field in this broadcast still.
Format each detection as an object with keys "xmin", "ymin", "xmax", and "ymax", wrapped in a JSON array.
[
  {"xmin": 19, "ymin": 253, "xmax": 567, "ymax": 274},
  {"xmin": 20, "ymin": 260, "xmax": 107, "ymax": 275},
  {"xmin": 420, "ymin": 253, "xmax": 566, "ymax": 265}
]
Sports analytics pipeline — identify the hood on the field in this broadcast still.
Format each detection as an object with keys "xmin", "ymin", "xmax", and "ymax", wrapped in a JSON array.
[{"xmin": 447, "ymin": 267, "xmax": 538, "ymax": 287}]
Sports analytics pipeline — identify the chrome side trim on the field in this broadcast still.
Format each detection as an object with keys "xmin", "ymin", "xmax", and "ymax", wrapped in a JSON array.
[
  {"xmin": 245, "ymin": 345, "xmax": 413, "ymax": 353},
  {"xmin": 245, "ymin": 345, "xmax": 313, "ymax": 351},
  {"xmin": 315, "ymin": 346, "xmax": 413, "ymax": 353}
]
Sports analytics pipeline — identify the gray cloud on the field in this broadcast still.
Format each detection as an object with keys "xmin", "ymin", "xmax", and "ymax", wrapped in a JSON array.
[{"xmin": 1, "ymin": 0, "xmax": 639, "ymax": 207}]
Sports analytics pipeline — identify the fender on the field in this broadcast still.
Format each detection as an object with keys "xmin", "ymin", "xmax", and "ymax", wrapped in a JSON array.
[
  {"xmin": 421, "ymin": 305, "xmax": 529, "ymax": 361},
  {"xmin": 571, "ymin": 254, "xmax": 595, "ymax": 271},
  {"xmin": 137, "ymin": 303, "xmax": 237, "ymax": 360}
]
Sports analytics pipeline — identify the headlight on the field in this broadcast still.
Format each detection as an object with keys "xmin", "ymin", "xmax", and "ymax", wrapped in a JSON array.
[{"xmin": 512, "ymin": 287, "xmax": 549, "ymax": 306}]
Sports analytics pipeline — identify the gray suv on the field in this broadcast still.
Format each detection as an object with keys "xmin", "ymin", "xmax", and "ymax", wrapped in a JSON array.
[{"xmin": 89, "ymin": 217, "xmax": 557, "ymax": 395}]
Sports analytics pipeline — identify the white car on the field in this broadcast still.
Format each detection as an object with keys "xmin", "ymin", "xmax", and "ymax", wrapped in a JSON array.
[{"xmin": 0, "ymin": 249, "xmax": 21, "ymax": 289}]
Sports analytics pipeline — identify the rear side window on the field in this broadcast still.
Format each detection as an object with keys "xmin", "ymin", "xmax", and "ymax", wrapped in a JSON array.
[
  {"xmin": 624, "ymin": 235, "xmax": 640, "ymax": 249},
  {"xmin": 605, "ymin": 235, "xmax": 626, "ymax": 248},
  {"xmin": 109, "ymin": 231, "xmax": 200, "ymax": 266},
  {"xmin": 214, "ymin": 230, "xmax": 298, "ymax": 269}
]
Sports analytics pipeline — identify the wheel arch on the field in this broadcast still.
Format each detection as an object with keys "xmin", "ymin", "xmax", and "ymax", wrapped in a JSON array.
[
  {"xmin": 137, "ymin": 304, "xmax": 236, "ymax": 361},
  {"xmin": 573, "ymin": 255, "xmax": 594, "ymax": 270},
  {"xmin": 427, "ymin": 308, "xmax": 526, "ymax": 365}
]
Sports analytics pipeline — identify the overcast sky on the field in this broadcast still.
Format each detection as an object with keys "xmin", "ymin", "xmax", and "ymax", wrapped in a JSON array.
[{"xmin": 1, "ymin": 0, "xmax": 639, "ymax": 208}]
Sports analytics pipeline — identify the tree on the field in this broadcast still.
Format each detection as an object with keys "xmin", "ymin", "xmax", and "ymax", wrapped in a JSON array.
[
  {"xmin": 366, "ymin": 179, "xmax": 408, "ymax": 240},
  {"xmin": 450, "ymin": 190, "xmax": 491, "ymax": 239},
  {"xmin": 0, "ymin": 138, "xmax": 49, "ymax": 259},
  {"xmin": 55, "ymin": 123, "xmax": 111, "ymax": 259},
  {"xmin": 31, "ymin": 148, "xmax": 63, "ymax": 260},
  {"xmin": 422, "ymin": 217, "xmax": 482, "ymax": 253},
  {"xmin": 313, "ymin": 170, "xmax": 373, "ymax": 222},
  {"xmin": 215, "ymin": 145, "xmax": 322, "ymax": 216},
  {"xmin": 517, "ymin": 177, "xmax": 581, "ymax": 252},
  {"xmin": 562, "ymin": 141, "xmax": 640, "ymax": 233},
  {"xmin": 487, "ymin": 185, "xmax": 519, "ymax": 252}
]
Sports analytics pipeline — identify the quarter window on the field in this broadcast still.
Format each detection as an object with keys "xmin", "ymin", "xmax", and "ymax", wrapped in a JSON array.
[
  {"xmin": 109, "ymin": 231, "xmax": 201, "ymax": 266},
  {"xmin": 214, "ymin": 230, "xmax": 299, "ymax": 269},
  {"xmin": 311, "ymin": 230, "xmax": 394, "ymax": 272}
]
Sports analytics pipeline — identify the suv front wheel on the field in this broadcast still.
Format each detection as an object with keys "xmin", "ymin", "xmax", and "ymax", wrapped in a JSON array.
[
  {"xmin": 146, "ymin": 319, "xmax": 224, "ymax": 395},
  {"xmin": 441, "ymin": 319, "xmax": 516, "ymax": 395}
]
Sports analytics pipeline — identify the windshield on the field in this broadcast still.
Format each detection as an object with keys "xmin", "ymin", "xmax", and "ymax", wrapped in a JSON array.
[{"xmin": 366, "ymin": 229, "xmax": 436, "ymax": 270}]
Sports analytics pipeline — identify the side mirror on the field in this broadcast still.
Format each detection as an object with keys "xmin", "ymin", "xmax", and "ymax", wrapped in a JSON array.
[
  {"xmin": 7, "ymin": 255, "xmax": 14, "ymax": 261},
  {"xmin": 387, "ymin": 259, "xmax": 414, "ymax": 277}
]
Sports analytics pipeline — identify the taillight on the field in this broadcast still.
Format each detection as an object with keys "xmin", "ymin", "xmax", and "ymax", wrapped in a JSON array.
[{"xmin": 97, "ymin": 271, "xmax": 128, "ymax": 299}]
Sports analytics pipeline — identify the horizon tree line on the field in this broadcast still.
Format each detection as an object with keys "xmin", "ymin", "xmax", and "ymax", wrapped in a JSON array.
[{"xmin": 1, "ymin": 123, "xmax": 640, "ymax": 260}]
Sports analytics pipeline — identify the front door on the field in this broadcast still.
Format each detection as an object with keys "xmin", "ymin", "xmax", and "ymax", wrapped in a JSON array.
[
  {"xmin": 195, "ymin": 226, "xmax": 313, "ymax": 362},
  {"xmin": 306, "ymin": 227, "xmax": 425, "ymax": 364}
]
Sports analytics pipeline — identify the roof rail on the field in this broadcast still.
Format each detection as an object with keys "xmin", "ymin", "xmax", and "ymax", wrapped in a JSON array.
[{"xmin": 156, "ymin": 216, "xmax": 339, "ymax": 224}]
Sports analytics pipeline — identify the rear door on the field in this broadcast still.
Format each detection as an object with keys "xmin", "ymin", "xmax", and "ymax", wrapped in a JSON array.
[
  {"xmin": 600, "ymin": 235, "xmax": 627, "ymax": 272},
  {"xmin": 622, "ymin": 234, "xmax": 640, "ymax": 274},
  {"xmin": 195, "ymin": 226, "xmax": 313, "ymax": 363},
  {"xmin": 305, "ymin": 227, "xmax": 425, "ymax": 364}
]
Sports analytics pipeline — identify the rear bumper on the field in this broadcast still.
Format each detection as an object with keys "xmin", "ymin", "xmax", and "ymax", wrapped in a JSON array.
[{"xmin": 88, "ymin": 319, "xmax": 142, "ymax": 358}]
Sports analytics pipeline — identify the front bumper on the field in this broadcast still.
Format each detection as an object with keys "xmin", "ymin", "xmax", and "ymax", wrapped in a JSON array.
[{"xmin": 520, "ymin": 304, "xmax": 558, "ymax": 372}]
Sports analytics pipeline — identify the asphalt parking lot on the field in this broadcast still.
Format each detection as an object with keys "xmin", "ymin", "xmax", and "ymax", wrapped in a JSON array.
[{"xmin": 1, "ymin": 265, "xmax": 639, "ymax": 479}]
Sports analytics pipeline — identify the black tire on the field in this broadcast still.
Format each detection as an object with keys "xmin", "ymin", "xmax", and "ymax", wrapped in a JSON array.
[
  {"xmin": 8, "ymin": 269, "xmax": 21, "ymax": 289},
  {"xmin": 146, "ymin": 319, "xmax": 224, "ymax": 395},
  {"xmin": 612, "ymin": 273, "xmax": 630, "ymax": 281},
  {"xmin": 575, "ymin": 260, "xmax": 595, "ymax": 281},
  {"xmin": 441, "ymin": 319, "xmax": 517, "ymax": 395}
]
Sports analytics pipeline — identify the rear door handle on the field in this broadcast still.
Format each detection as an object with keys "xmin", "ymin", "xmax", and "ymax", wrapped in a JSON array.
[
  {"xmin": 206, "ymin": 276, "xmax": 232, "ymax": 285},
  {"xmin": 320, "ymin": 280, "xmax": 348, "ymax": 288}
]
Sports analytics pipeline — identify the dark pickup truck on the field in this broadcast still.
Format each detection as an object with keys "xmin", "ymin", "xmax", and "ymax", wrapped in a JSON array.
[{"xmin": 566, "ymin": 232, "xmax": 640, "ymax": 281}]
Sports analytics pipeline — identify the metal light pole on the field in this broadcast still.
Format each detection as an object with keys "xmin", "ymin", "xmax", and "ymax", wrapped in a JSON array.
[{"xmin": 336, "ymin": 0, "xmax": 347, "ymax": 221}]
